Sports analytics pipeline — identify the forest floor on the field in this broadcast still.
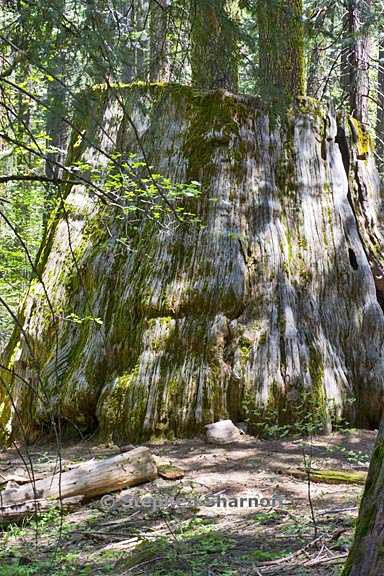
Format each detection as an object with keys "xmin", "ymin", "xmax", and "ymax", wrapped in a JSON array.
[{"xmin": 0, "ymin": 430, "xmax": 376, "ymax": 576}]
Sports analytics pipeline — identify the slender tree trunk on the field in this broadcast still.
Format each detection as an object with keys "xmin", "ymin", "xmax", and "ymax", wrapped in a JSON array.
[
  {"xmin": 121, "ymin": 2, "xmax": 136, "ymax": 83},
  {"xmin": 190, "ymin": 0, "xmax": 239, "ymax": 91},
  {"xmin": 341, "ymin": 0, "xmax": 372, "ymax": 124},
  {"xmin": 307, "ymin": 42, "xmax": 325, "ymax": 99},
  {"xmin": 135, "ymin": 0, "xmax": 150, "ymax": 81},
  {"xmin": 257, "ymin": 0, "xmax": 306, "ymax": 104},
  {"xmin": 307, "ymin": 5, "xmax": 337, "ymax": 100},
  {"xmin": 376, "ymin": 34, "xmax": 384, "ymax": 169},
  {"xmin": 45, "ymin": 78, "xmax": 68, "ymax": 183},
  {"xmin": 149, "ymin": 0, "xmax": 170, "ymax": 82},
  {"xmin": 44, "ymin": 0, "xmax": 69, "ymax": 212}
]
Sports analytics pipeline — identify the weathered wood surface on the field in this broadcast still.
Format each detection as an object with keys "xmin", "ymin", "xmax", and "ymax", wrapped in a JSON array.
[
  {"xmin": 0, "ymin": 496, "xmax": 83, "ymax": 524},
  {"xmin": 1, "ymin": 85, "xmax": 384, "ymax": 443},
  {"xmin": 0, "ymin": 470, "xmax": 44, "ymax": 487},
  {"xmin": 0, "ymin": 447, "xmax": 157, "ymax": 508}
]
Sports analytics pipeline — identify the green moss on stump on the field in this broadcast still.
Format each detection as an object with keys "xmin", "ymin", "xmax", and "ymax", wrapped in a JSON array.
[{"xmin": 350, "ymin": 117, "xmax": 372, "ymax": 159}]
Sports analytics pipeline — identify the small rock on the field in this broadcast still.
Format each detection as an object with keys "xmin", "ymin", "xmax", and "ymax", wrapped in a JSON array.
[{"xmin": 205, "ymin": 420, "xmax": 243, "ymax": 445}]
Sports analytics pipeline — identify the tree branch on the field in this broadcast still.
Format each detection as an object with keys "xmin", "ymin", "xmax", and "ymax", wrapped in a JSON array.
[{"xmin": 0, "ymin": 174, "xmax": 79, "ymax": 185}]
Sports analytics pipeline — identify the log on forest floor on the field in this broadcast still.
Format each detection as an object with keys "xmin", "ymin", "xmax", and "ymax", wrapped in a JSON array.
[
  {"xmin": 0, "ymin": 447, "xmax": 157, "ymax": 522},
  {"xmin": 275, "ymin": 467, "xmax": 367, "ymax": 485},
  {"xmin": 0, "ymin": 496, "xmax": 83, "ymax": 524}
]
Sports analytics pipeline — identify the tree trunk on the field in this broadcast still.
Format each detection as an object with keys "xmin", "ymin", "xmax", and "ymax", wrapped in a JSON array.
[
  {"xmin": 1, "ymin": 86, "xmax": 384, "ymax": 444},
  {"xmin": 376, "ymin": 34, "xmax": 384, "ymax": 171},
  {"xmin": 44, "ymin": 0, "xmax": 68, "ymax": 190},
  {"xmin": 45, "ymin": 75, "xmax": 68, "ymax": 196},
  {"xmin": 342, "ymin": 420, "xmax": 384, "ymax": 575},
  {"xmin": 341, "ymin": 0, "xmax": 372, "ymax": 124},
  {"xmin": 134, "ymin": 0, "xmax": 150, "ymax": 81},
  {"xmin": 120, "ymin": 2, "xmax": 136, "ymax": 83},
  {"xmin": 190, "ymin": 0, "xmax": 239, "ymax": 91},
  {"xmin": 149, "ymin": 0, "xmax": 170, "ymax": 82},
  {"xmin": 257, "ymin": 0, "xmax": 306, "ymax": 104}
]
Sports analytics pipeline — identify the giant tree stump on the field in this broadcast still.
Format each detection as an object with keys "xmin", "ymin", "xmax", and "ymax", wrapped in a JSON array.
[{"xmin": 1, "ymin": 85, "xmax": 384, "ymax": 443}]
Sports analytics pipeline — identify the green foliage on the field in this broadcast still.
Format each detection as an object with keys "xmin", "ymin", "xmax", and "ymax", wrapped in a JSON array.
[
  {"xmin": 86, "ymin": 152, "xmax": 203, "ymax": 225},
  {"xmin": 124, "ymin": 519, "xmax": 237, "ymax": 576},
  {"xmin": 241, "ymin": 549, "xmax": 287, "ymax": 561},
  {"xmin": 0, "ymin": 169, "xmax": 45, "ymax": 348},
  {"xmin": 243, "ymin": 390, "xmax": 339, "ymax": 439},
  {"xmin": 64, "ymin": 313, "xmax": 103, "ymax": 325}
]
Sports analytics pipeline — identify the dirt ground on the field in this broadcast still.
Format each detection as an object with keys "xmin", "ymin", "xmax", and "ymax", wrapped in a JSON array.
[{"xmin": 0, "ymin": 429, "xmax": 377, "ymax": 575}]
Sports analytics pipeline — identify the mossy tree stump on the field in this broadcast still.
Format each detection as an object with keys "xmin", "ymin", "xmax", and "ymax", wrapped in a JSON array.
[{"xmin": 1, "ymin": 85, "xmax": 384, "ymax": 444}]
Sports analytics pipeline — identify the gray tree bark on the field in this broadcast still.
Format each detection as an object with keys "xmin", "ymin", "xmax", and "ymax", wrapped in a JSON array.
[
  {"xmin": 134, "ymin": 0, "xmax": 150, "ymax": 81},
  {"xmin": 44, "ymin": 0, "xmax": 68, "ymax": 189},
  {"xmin": 120, "ymin": 1, "xmax": 136, "ymax": 83},
  {"xmin": 1, "ymin": 86, "xmax": 384, "ymax": 444},
  {"xmin": 190, "ymin": 0, "xmax": 239, "ymax": 91},
  {"xmin": 149, "ymin": 0, "xmax": 170, "ymax": 82},
  {"xmin": 341, "ymin": 0, "xmax": 372, "ymax": 124},
  {"xmin": 257, "ymin": 0, "xmax": 306, "ymax": 103},
  {"xmin": 45, "ymin": 74, "xmax": 68, "ymax": 185},
  {"xmin": 376, "ymin": 34, "xmax": 384, "ymax": 170}
]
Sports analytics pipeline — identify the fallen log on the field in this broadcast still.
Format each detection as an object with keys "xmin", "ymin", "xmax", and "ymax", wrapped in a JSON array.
[
  {"xmin": 275, "ymin": 467, "xmax": 367, "ymax": 485},
  {"xmin": 0, "ymin": 446, "xmax": 157, "ymax": 513},
  {"xmin": 0, "ymin": 496, "xmax": 83, "ymax": 524}
]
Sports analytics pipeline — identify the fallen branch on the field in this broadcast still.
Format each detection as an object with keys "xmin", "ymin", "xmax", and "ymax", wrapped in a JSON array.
[
  {"xmin": 0, "ymin": 470, "xmax": 44, "ymax": 487},
  {"xmin": 318, "ymin": 506, "xmax": 358, "ymax": 516},
  {"xmin": 274, "ymin": 466, "xmax": 367, "ymax": 485},
  {"xmin": 304, "ymin": 552, "xmax": 348, "ymax": 567},
  {"xmin": 254, "ymin": 534, "xmax": 326, "ymax": 567}
]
